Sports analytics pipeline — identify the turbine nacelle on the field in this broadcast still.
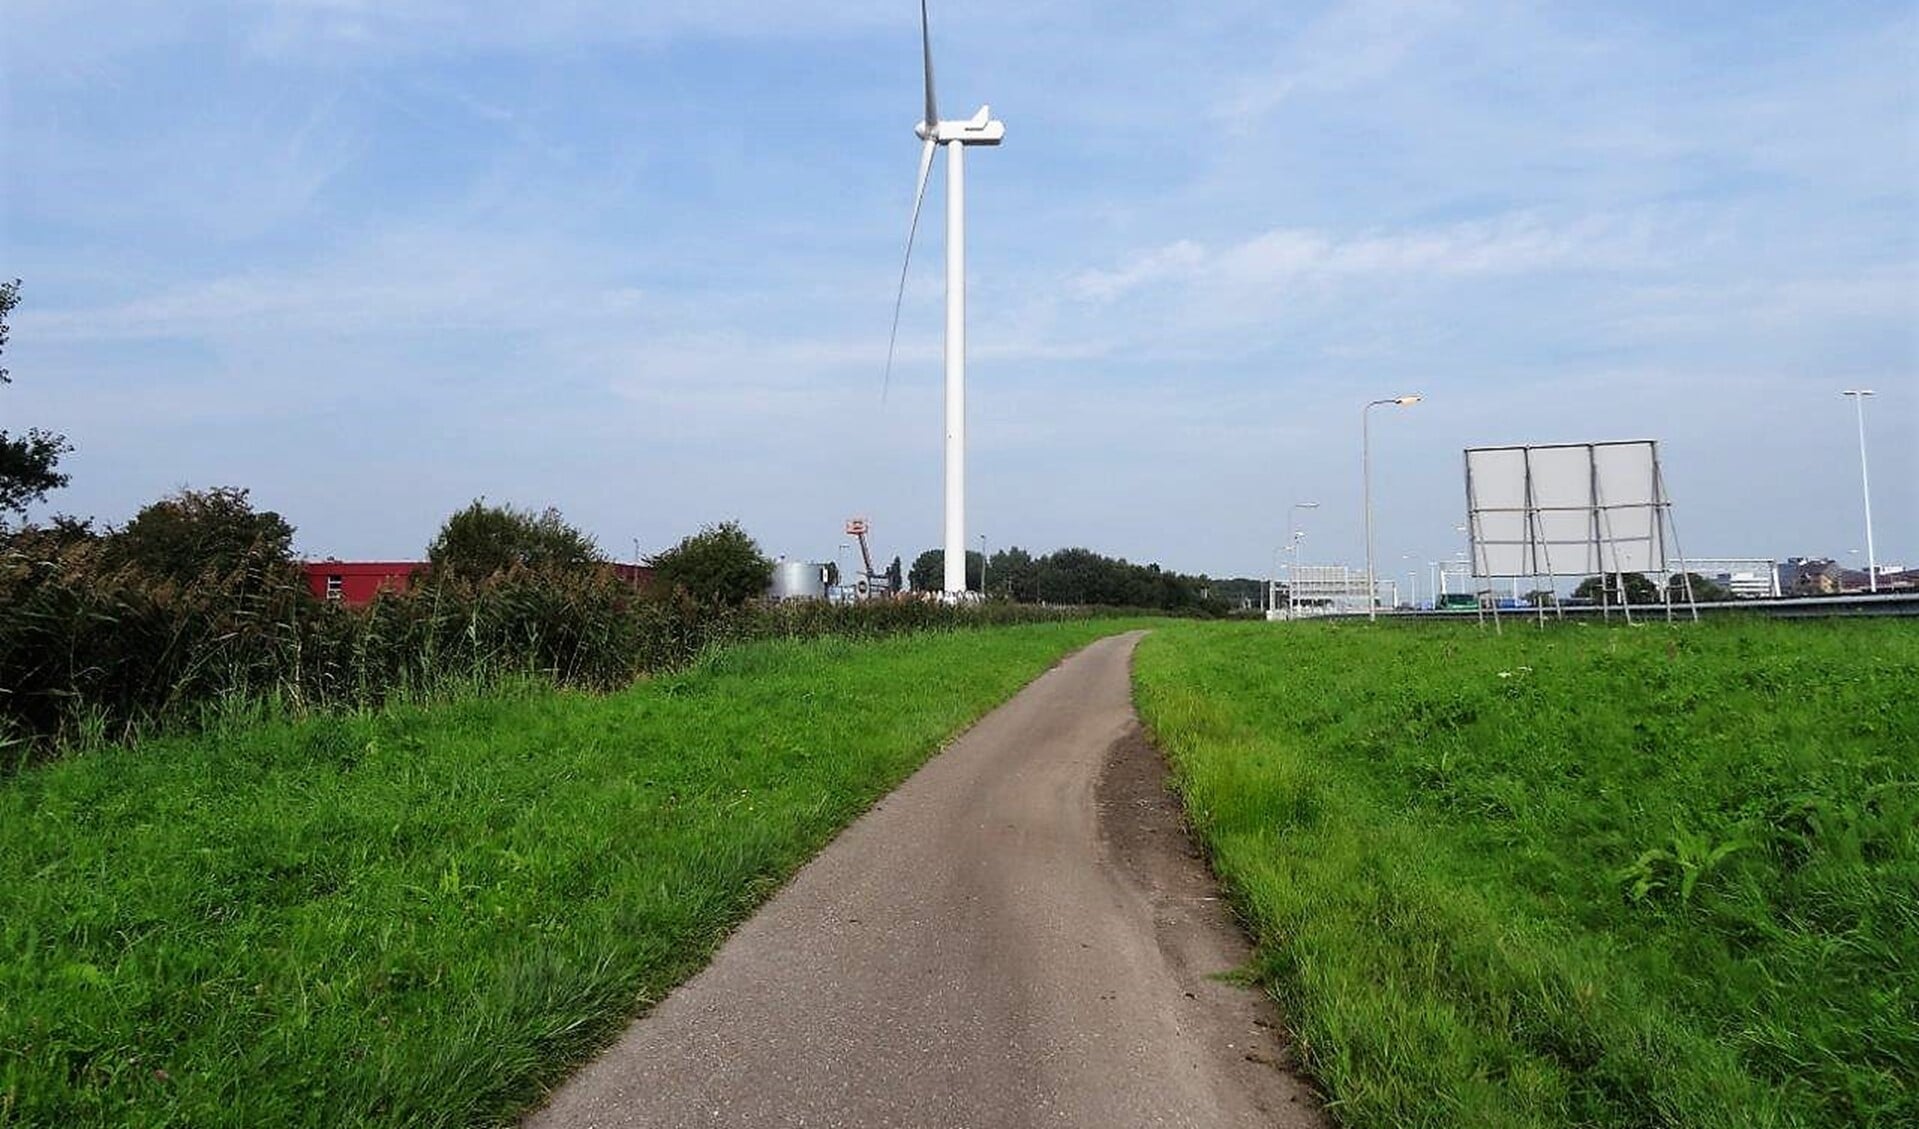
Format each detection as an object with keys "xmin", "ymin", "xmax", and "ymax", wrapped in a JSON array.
[{"xmin": 916, "ymin": 106, "xmax": 1006, "ymax": 146}]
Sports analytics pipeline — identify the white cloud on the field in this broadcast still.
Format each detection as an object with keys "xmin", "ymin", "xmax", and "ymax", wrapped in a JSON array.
[
  {"xmin": 1068, "ymin": 241, "xmax": 1207, "ymax": 301},
  {"xmin": 1069, "ymin": 213, "xmax": 1644, "ymax": 305},
  {"xmin": 1219, "ymin": 0, "xmax": 1465, "ymax": 127},
  {"xmin": 5, "ymin": 0, "xmax": 910, "ymax": 76}
]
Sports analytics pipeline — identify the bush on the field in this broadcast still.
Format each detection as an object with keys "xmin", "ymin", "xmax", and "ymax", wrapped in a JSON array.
[
  {"xmin": 647, "ymin": 521, "xmax": 772, "ymax": 607},
  {"xmin": 427, "ymin": 499, "xmax": 603, "ymax": 584},
  {"xmin": 107, "ymin": 486, "xmax": 296, "ymax": 585}
]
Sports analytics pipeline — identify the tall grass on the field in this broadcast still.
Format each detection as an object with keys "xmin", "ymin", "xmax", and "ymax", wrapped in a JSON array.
[
  {"xmin": 1134, "ymin": 618, "xmax": 1918, "ymax": 1129},
  {"xmin": 0, "ymin": 538, "xmax": 1108, "ymax": 763}
]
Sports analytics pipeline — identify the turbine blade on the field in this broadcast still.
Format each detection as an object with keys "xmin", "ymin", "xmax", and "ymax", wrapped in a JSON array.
[
  {"xmin": 920, "ymin": 0, "xmax": 939, "ymax": 129},
  {"xmin": 883, "ymin": 136, "xmax": 938, "ymax": 405}
]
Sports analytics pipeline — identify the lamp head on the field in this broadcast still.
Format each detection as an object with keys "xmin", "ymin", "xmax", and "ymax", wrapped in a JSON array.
[{"xmin": 1395, "ymin": 394, "xmax": 1423, "ymax": 405}]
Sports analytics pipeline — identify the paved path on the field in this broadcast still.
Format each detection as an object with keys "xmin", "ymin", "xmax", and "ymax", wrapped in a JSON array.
[{"xmin": 527, "ymin": 631, "xmax": 1324, "ymax": 1129}]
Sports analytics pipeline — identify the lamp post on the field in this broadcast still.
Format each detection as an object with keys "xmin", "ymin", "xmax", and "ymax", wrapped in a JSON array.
[
  {"xmin": 1268, "ymin": 543, "xmax": 1286, "ymax": 616},
  {"xmin": 1455, "ymin": 524, "xmax": 1469, "ymax": 604},
  {"xmin": 1287, "ymin": 502, "xmax": 1319, "ymax": 619},
  {"xmin": 1842, "ymin": 390, "xmax": 1877, "ymax": 593},
  {"xmin": 978, "ymin": 533, "xmax": 988, "ymax": 597},
  {"xmin": 1277, "ymin": 533, "xmax": 1300, "ymax": 618},
  {"xmin": 1363, "ymin": 395, "xmax": 1422, "ymax": 621},
  {"xmin": 1281, "ymin": 533, "xmax": 1308, "ymax": 618}
]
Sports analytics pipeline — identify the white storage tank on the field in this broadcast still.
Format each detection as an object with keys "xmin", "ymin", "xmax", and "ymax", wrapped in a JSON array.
[{"xmin": 769, "ymin": 560, "xmax": 829, "ymax": 601}]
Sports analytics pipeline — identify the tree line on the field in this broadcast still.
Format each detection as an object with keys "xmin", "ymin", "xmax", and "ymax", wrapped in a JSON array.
[
  {"xmin": 908, "ymin": 546, "xmax": 1256, "ymax": 614},
  {"xmin": 0, "ymin": 487, "xmax": 1102, "ymax": 763}
]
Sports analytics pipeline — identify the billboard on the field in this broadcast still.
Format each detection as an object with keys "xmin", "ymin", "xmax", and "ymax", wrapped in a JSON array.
[{"xmin": 1464, "ymin": 440, "xmax": 1671, "ymax": 579}]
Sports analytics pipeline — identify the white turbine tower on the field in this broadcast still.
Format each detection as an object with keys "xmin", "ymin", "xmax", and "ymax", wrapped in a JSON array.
[{"xmin": 884, "ymin": 0, "xmax": 1004, "ymax": 598}]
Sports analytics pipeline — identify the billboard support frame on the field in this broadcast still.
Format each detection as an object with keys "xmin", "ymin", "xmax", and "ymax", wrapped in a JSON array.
[{"xmin": 1464, "ymin": 440, "xmax": 1697, "ymax": 626}]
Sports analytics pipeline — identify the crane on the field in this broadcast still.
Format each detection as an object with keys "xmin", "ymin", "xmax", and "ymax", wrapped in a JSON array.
[
  {"xmin": 843, "ymin": 518, "xmax": 897, "ymax": 599},
  {"xmin": 845, "ymin": 518, "xmax": 877, "ymax": 580}
]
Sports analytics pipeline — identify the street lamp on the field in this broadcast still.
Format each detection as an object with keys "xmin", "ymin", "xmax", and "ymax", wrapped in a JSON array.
[
  {"xmin": 1363, "ymin": 395, "xmax": 1422, "ymax": 621},
  {"xmin": 1269, "ymin": 542, "xmax": 1287, "ymax": 615},
  {"xmin": 1285, "ymin": 502, "xmax": 1319, "ymax": 619},
  {"xmin": 1454, "ymin": 524, "xmax": 1469, "ymax": 605},
  {"xmin": 978, "ymin": 533, "xmax": 988, "ymax": 597},
  {"xmin": 1287, "ymin": 534, "xmax": 1304, "ymax": 617},
  {"xmin": 1842, "ymin": 390, "xmax": 1877, "ymax": 594}
]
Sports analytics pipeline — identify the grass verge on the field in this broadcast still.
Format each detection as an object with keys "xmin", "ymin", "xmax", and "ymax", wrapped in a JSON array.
[
  {"xmin": 1133, "ymin": 617, "xmax": 1917, "ymax": 1129},
  {"xmin": 1, "ymin": 620, "xmax": 1135, "ymax": 1127}
]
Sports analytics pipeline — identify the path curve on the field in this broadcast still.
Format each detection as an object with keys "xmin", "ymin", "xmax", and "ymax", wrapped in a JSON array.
[{"xmin": 527, "ymin": 631, "xmax": 1324, "ymax": 1128}]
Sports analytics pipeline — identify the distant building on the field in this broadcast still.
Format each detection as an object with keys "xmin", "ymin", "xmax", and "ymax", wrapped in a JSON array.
[
  {"xmin": 1778, "ymin": 557, "xmax": 1916, "ymax": 596},
  {"xmin": 1879, "ymin": 565, "xmax": 1919, "ymax": 591},
  {"xmin": 1682, "ymin": 558, "xmax": 1781, "ymax": 599},
  {"xmin": 303, "ymin": 560, "xmax": 653, "ymax": 606},
  {"xmin": 303, "ymin": 561, "xmax": 424, "ymax": 605},
  {"xmin": 1779, "ymin": 558, "xmax": 1848, "ymax": 595},
  {"xmin": 1280, "ymin": 564, "xmax": 1378, "ymax": 617},
  {"xmin": 610, "ymin": 562, "xmax": 655, "ymax": 589},
  {"xmin": 1716, "ymin": 570, "xmax": 1777, "ymax": 599}
]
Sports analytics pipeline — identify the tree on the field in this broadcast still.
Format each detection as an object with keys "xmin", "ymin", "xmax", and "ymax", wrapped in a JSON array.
[
  {"xmin": 987, "ymin": 546, "xmax": 1036, "ymax": 601},
  {"xmin": 110, "ymin": 486, "xmax": 296, "ymax": 583},
  {"xmin": 1572, "ymin": 572, "xmax": 1661, "ymax": 606},
  {"xmin": 648, "ymin": 520, "xmax": 772, "ymax": 606},
  {"xmin": 908, "ymin": 549, "xmax": 984, "ymax": 592},
  {"xmin": 885, "ymin": 556, "xmax": 903, "ymax": 593},
  {"xmin": 427, "ymin": 499, "xmax": 601, "ymax": 583},
  {"xmin": 0, "ymin": 281, "xmax": 73, "ymax": 521},
  {"xmin": 909, "ymin": 550, "xmax": 942, "ymax": 593},
  {"xmin": 1666, "ymin": 572, "xmax": 1731, "ymax": 602}
]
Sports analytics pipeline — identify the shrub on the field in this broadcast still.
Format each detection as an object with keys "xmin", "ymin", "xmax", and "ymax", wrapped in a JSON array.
[
  {"xmin": 647, "ymin": 521, "xmax": 773, "ymax": 607},
  {"xmin": 426, "ymin": 499, "xmax": 603, "ymax": 583},
  {"xmin": 106, "ymin": 486, "xmax": 296, "ymax": 585}
]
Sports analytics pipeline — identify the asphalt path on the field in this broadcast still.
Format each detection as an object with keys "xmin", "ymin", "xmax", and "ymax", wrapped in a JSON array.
[{"xmin": 527, "ymin": 631, "xmax": 1324, "ymax": 1128}]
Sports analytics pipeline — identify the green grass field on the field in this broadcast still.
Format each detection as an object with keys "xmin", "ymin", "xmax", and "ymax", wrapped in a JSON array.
[
  {"xmin": 0, "ymin": 621, "xmax": 1132, "ymax": 1127},
  {"xmin": 1135, "ymin": 617, "xmax": 1918, "ymax": 1129}
]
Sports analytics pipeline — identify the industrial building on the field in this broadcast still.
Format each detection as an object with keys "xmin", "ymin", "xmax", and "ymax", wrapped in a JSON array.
[{"xmin": 302, "ymin": 561, "xmax": 653, "ymax": 606}]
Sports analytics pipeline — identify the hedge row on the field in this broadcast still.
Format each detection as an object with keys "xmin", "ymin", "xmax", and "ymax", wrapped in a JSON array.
[{"xmin": 0, "ymin": 540, "xmax": 1111, "ymax": 765}]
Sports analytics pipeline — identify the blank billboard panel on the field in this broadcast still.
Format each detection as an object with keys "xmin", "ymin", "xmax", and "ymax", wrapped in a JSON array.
[{"xmin": 1465, "ymin": 441, "xmax": 1669, "ymax": 577}]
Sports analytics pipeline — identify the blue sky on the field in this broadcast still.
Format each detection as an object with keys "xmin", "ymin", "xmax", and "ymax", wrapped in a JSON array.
[{"xmin": 4, "ymin": 0, "xmax": 1914, "ymax": 580}]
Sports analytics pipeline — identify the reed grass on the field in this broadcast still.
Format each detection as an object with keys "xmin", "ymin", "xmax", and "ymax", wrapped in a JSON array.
[{"xmin": 0, "ymin": 538, "xmax": 1111, "ymax": 764}]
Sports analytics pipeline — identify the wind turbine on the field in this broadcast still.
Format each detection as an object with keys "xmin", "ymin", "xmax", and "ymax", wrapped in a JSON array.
[{"xmin": 884, "ymin": 0, "xmax": 1004, "ymax": 597}]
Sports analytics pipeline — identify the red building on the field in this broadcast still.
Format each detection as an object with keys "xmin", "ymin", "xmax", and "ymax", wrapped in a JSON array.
[
  {"xmin": 304, "ymin": 561, "xmax": 425, "ymax": 606},
  {"xmin": 304, "ymin": 561, "xmax": 655, "ymax": 606},
  {"xmin": 610, "ymin": 563, "xmax": 656, "ymax": 589}
]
